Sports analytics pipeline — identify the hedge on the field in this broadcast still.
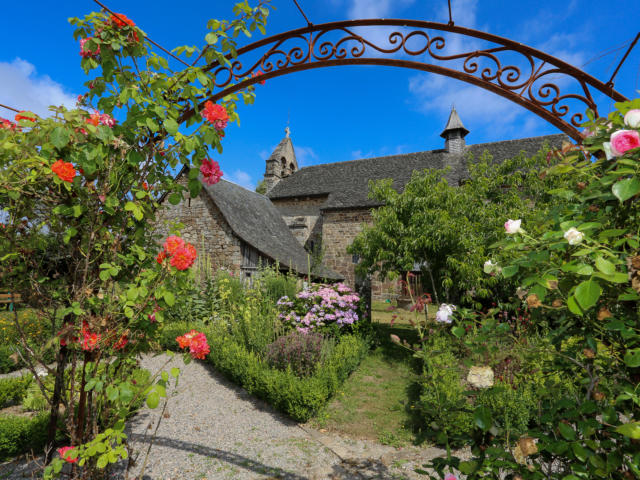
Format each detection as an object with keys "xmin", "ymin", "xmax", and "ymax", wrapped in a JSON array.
[
  {"xmin": 158, "ymin": 322, "xmax": 370, "ymax": 421},
  {"xmin": 0, "ymin": 413, "xmax": 53, "ymax": 461}
]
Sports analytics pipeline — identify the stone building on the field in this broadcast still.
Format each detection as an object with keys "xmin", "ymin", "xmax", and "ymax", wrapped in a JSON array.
[
  {"xmin": 156, "ymin": 176, "xmax": 341, "ymax": 282},
  {"xmin": 264, "ymin": 108, "xmax": 565, "ymax": 299},
  {"xmin": 159, "ymin": 108, "xmax": 565, "ymax": 298}
]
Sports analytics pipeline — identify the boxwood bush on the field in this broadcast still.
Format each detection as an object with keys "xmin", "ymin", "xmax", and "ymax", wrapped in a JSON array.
[{"xmin": 158, "ymin": 322, "xmax": 370, "ymax": 421}]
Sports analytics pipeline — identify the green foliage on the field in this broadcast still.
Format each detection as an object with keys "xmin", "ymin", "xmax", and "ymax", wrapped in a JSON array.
[
  {"xmin": 0, "ymin": 1, "xmax": 273, "ymax": 475},
  {"xmin": 158, "ymin": 322, "xmax": 370, "ymax": 421},
  {"xmin": 255, "ymin": 179, "xmax": 267, "ymax": 195},
  {"xmin": 0, "ymin": 375, "xmax": 33, "ymax": 408},
  {"xmin": 419, "ymin": 100, "xmax": 640, "ymax": 479},
  {"xmin": 350, "ymin": 146, "xmax": 575, "ymax": 307},
  {"xmin": 0, "ymin": 413, "xmax": 59, "ymax": 461}
]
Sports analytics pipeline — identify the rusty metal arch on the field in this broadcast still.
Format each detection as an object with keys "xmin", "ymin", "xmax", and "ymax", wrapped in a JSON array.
[{"xmin": 182, "ymin": 19, "xmax": 629, "ymax": 141}]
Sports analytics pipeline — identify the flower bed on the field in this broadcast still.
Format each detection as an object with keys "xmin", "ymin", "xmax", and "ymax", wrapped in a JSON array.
[{"xmin": 158, "ymin": 322, "xmax": 370, "ymax": 421}]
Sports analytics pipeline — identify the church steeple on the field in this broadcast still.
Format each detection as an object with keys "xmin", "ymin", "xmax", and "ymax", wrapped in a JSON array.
[
  {"xmin": 263, "ymin": 127, "xmax": 298, "ymax": 193},
  {"xmin": 440, "ymin": 106, "xmax": 469, "ymax": 154}
]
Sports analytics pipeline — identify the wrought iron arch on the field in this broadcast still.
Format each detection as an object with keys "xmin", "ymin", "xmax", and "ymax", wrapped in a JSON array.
[{"xmin": 181, "ymin": 19, "xmax": 629, "ymax": 142}]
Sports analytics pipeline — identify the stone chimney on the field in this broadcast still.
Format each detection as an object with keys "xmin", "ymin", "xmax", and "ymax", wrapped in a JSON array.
[
  {"xmin": 263, "ymin": 127, "xmax": 298, "ymax": 193},
  {"xmin": 440, "ymin": 106, "xmax": 469, "ymax": 154}
]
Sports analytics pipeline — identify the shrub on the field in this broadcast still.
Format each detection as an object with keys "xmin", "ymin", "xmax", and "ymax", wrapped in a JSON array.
[
  {"xmin": 0, "ymin": 413, "xmax": 51, "ymax": 461},
  {"xmin": 0, "ymin": 375, "xmax": 33, "ymax": 408},
  {"xmin": 158, "ymin": 322, "xmax": 370, "ymax": 421},
  {"xmin": 265, "ymin": 330, "xmax": 326, "ymax": 377}
]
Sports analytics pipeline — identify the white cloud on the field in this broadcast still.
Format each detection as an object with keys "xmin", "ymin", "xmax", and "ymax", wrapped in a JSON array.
[
  {"xmin": 225, "ymin": 170, "xmax": 255, "ymax": 190},
  {"xmin": 408, "ymin": 73, "xmax": 542, "ymax": 140},
  {"xmin": 294, "ymin": 145, "xmax": 318, "ymax": 166},
  {"xmin": 406, "ymin": 1, "xmax": 588, "ymax": 141},
  {"xmin": 0, "ymin": 58, "xmax": 76, "ymax": 118}
]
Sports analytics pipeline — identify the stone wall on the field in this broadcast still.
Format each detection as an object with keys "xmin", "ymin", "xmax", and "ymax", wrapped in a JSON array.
[
  {"xmin": 271, "ymin": 196, "xmax": 328, "ymax": 248},
  {"xmin": 155, "ymin": 186, "xmax": 242, "ymax": 273},
  {"xmin": 321, "ymin": 208, "xmax": 399, "ymax": 301}
]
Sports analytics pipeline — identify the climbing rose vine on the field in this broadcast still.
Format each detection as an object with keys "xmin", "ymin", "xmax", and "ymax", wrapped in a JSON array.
[{"xmin": 0, "ymin": 2, "xmax": 271, "ymax": 478}]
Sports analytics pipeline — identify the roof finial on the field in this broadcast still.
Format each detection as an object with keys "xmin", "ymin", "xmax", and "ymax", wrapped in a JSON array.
[{"xmin": 285, "ymin": 126, "xmax": 290, "ymax": 138}]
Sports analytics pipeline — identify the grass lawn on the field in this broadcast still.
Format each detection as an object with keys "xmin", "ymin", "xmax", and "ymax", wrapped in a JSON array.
[
  {"xmin": 310, "ymin": 320, "xmax": 425, "ymax": 447},
  {"xmin": 309, "ymin": 300, "xmax": 440, "ymax": 446}
]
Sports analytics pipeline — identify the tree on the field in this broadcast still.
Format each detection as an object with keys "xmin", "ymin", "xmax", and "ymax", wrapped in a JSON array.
[
  {"xmin": 349, "ymin": 147, "xmax": 576, "ymax": 307},
  {"xmin": 0, "ymin": 2, "xmax": 271, "ymax": 477}
]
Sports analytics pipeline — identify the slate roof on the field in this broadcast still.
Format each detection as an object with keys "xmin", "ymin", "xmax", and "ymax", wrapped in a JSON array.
[
  {"xmin": 267, "ymin": 133, "xmax": 567, "ymax": 210},
  {"xmin": 202, "ymin": 179, "xmax": 342, "ymax": 280},
  {"xmin": 441, "ymin": 107, "xmax": 469, "ymax": 138}
]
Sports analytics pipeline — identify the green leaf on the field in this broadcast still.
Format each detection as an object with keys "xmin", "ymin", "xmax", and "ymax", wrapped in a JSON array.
[
  {"xmin": 50, "ymin": 127, "xmax": 70, "ymax": 149},
  {"xmin": 97, "ymin": 453, "xmax": 109, "ymax": 469},
  {"xmin": 170, "ymin": 367, "xmax": 180, "ymax": 378},
  {"xmin": 574, "ymin": 279, "xmax": 601, "ymax": 311},
  {"xmin": 458, "ymin": 461, "xmax": 478, "ymax": 474},
  {"xmin": 164, "ymin": 118, "xmax": 179, "ymax": 135},
  {"xmin": 615, "ymin": 421, "xmax": 640, "ymax": 439},
  {"xmin": 473, "ymin": 406, "xmax": 492, "ymax": 431},
  {"xmin": 624, "ymin": 348, "xmax": 640, "ymax": 368},
  {"xmin": 205, "ymin": 32, "xmax": 218, "ymax": 45},
  {"xmin": 595, "ymin": 256, "xmax": 616, "ymax": 275},
  {"xmin": 451, "ymin": 326, "xmax": 465, "ymax": 338},
  {"xmin": 612, "ymin": 177, "xmax": 640, "ymax": 202},
  {"xmin": 146, "ymin": 391, "xmax": 160, "ymax": 409},
  {"xmin": 502, "ymin": 265, "xmax": 518, "ymax": 278},
  {"xmin": 164, "ymin": 291, "xmax": 175, "ymax": 306},
  {"xmin": 567, "ymin": 295, "xmax": 583, "ymax": 315},
  {"xmin": 558, "ymin": 422, "xmax": 576, "ymax": 440},
  {"xmin": 168, "ymin": 192, "xmax": 182, "ymax": 205}
]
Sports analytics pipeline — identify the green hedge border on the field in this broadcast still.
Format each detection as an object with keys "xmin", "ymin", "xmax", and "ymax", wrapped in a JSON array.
[{"xmin": 158, "ymin": 323, "xmax": 371, "ymax": 422}]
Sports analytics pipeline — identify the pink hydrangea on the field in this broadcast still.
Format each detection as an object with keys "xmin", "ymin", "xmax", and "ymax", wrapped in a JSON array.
[
  {"xmin": 610, "ymin": 129, "xmax": 640, "ymax": 157},
  {"xmin": 200, "ymin": 158, "xmax": 223, "ymax": 185}
]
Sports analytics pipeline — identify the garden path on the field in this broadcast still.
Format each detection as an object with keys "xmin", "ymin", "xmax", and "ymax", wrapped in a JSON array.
[
  {"xmin": 0, "ymin": 353, "xmax": 453, "ymax": 479},
  {"xmin": 122, "ymin": 354, "xmax": 450, "ymax": 480}
]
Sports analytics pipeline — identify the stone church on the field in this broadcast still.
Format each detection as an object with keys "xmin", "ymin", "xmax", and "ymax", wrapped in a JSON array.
[{"xmin": 158, "ymin": 108, "xmax": 565, "ymax": 299}]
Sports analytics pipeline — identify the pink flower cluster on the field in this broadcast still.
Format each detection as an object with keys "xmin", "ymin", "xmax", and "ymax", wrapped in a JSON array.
[
  {"xmin": 277, "ymin": 283, "xmax": 360, "ymax": 332},
  {"xmin": 176, "ymin": 330, "xmax": 210, "ymax": 359},
  {"xmin": 0, "ymin": 117, "xmax": 16, "ymax": 130},
  {"xmin": 200, "ymin": 158, "xmax": 223, "ymax": 185},
  {"xmin": 79, "ymin": 37, "xmax": 100, "ymax": 58}
]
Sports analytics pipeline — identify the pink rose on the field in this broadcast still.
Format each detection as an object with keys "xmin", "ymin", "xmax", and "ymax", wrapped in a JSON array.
[
  {"xmin": 610, "ymin": 130, "xmax": 640, "ymax": 157},
  {"xmin": 444, "ymin": 475, "xmax": 458, "ymax": 480},
  {"xmin": 624, "ymin": 109, "xmax": 640, "ymax": 129},
  {"xmin": 200, "ymin": 158, "xmax": 223, "ymax": 185}
]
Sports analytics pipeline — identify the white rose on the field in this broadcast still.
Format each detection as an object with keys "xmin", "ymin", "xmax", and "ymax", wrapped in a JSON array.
[
  {"xmin": 602, "ymin": 142, "xmax": 614, "ymax": 160},
  {"xmin": 435, "ymin": 303, "xmax": 456, "ymax": 323},
  {"xmin": 563, "ymin": 227, "xmax": 584, "ymax": 245},
  {"xmin": 624, "ymin": 109, "xmax": 640, "ymax": 129},
  {"xmin": 483, "ymin": 260, "xmax": 500, "ymax": 274},
  {"xmin": 504, "ymin": 219, "xmax": 522, "ymax": 234},
  {"xmin": 467, "ymin": 365, "xmax": 494, "ymax": 389}
]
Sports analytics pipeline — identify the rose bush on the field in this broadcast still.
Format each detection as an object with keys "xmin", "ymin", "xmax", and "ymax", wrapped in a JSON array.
[
  {"xmin": 419, "ymin": 99, "xmax": 640, "ymax": 479},
  {"xmin": 0, "ymin": 2, "xmax": 271, "ymax": 478}
]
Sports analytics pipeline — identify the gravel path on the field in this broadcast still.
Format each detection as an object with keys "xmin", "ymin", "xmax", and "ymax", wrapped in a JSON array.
[{"xmin": 0, "ymin": 354, "xmax": 454, "ymax": 479}]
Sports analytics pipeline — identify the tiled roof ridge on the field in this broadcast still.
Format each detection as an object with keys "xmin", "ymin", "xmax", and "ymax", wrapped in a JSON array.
[{"xmin": 292, "ymin": 133, "xmax": 566, "ymax": 172}]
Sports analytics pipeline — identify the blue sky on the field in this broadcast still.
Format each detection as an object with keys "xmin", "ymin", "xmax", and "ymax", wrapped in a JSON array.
[{"xmin": 1, "ymin": 0, "xmax": 638, "ymax": 190}]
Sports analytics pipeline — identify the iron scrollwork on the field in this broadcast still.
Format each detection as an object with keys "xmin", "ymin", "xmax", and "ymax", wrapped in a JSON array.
[{"xmin": 197, "ymin": 20, "xmax": 627, "ymax": 140}]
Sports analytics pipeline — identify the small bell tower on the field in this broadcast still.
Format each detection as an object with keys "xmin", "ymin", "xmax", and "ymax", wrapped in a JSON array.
[
  {"xmin": 263, "ymin": 127, "xmax": 298, "ymax": 193},
  {"xmin": 440, "ymin": 106, "xmax": 469, "ymax": 154}
]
